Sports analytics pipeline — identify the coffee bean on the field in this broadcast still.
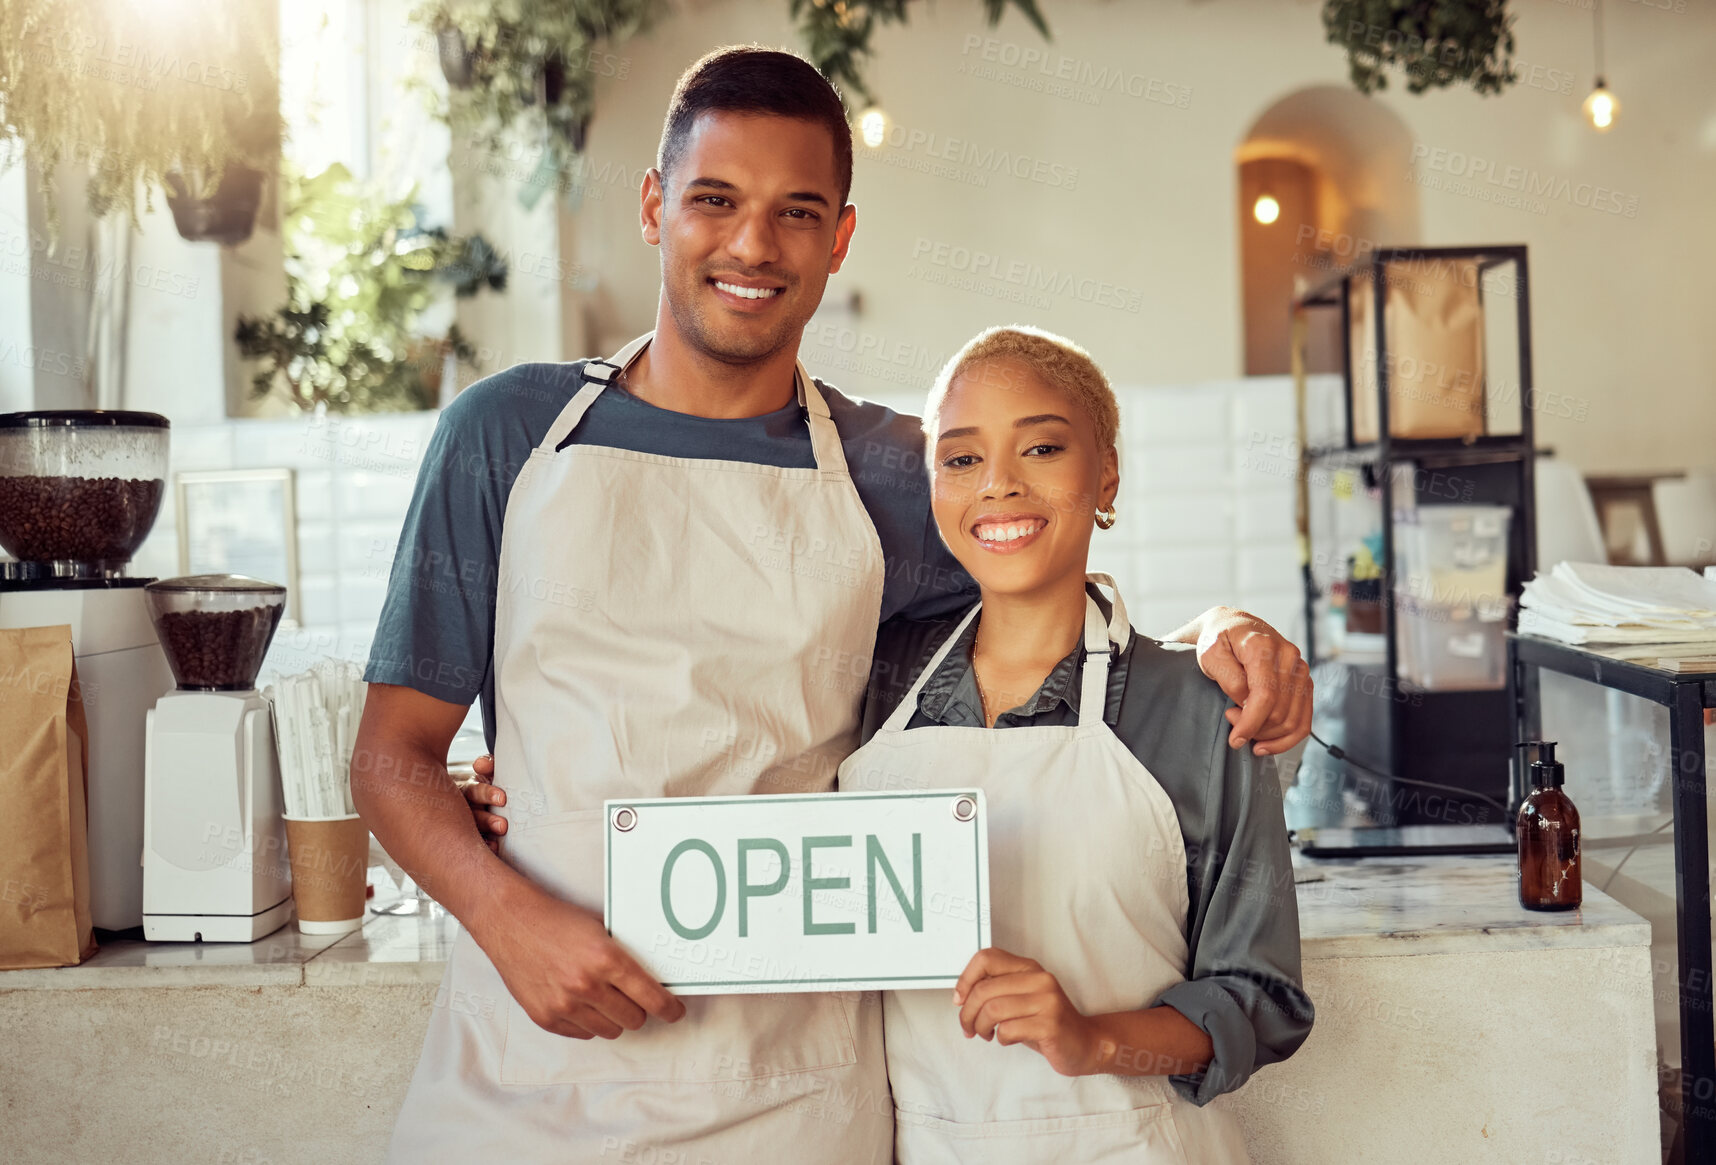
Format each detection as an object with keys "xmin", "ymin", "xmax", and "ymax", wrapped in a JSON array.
[
  {"xmin": 0, "ymin": 475, "xmax": 165, "ymax": 564},
  {"xmin": 156, "ymin": 606, "xmax": 283, "ymax": 690}
]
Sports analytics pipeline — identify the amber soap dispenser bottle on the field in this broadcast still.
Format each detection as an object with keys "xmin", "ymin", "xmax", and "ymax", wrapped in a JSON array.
[{"xmin": 1518, "ymin": 741, "xmax": 1581, "ymax": 911}]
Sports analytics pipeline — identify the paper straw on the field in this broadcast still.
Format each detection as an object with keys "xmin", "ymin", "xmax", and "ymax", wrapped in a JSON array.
[
  {"xmin": 275, "ymin": 680, "xmax": 296, "ymax": 817},
  {"xmin": 302, "ymin": 682, "xmax": 325, "ymax": 815},
  {"xmin": 281, "ymin": 677, "xmax": 301, "ymax": 816},
  {"xmin": 291, "ymin": 678, "xmax": 316, "ymax": 816},
  {"xmin": 288, "ymin": 679, "xmax": 311, "ymax": 817},
  {"xmin": 342, "ymin": 687, "xmax": 355, "ymax": 814},
  {"xmin": 271, "ymin": 681, "xmax": 305, "ymax": 818}
]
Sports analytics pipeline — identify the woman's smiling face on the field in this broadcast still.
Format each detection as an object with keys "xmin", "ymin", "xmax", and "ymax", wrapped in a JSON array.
[{"xmin": 930, "ymin": 356, "xmax": 1119, "ymax": 598}]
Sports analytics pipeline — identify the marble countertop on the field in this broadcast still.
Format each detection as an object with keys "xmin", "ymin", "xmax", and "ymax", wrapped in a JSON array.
[
  {"xmin": 0, "ymin": 887, "xmax": 459, "ymax": 991},
  {"xmin": 1291, "ymin": 854, "xmax": 1650, "ymax": 959},
  {"xmin": 2, "ymin": 855, "xmax": 1650, "ymax": 991},
  {"xmin": 1581, "ymin": 837, "xmax": 1688, "ymax": 916}
]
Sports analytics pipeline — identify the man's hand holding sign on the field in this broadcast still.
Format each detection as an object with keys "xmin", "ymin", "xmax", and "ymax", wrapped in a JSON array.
[{"xmin": 485, "ymin": 875, "xmax": 686, "ymax": 1041}]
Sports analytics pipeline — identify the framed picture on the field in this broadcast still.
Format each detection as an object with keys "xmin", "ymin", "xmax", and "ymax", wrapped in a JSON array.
[{"xmin": 175, "ymin": 468, "xmax": 302, "ymax": 626}]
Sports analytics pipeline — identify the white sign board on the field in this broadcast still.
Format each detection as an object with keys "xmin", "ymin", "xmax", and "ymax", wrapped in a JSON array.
[{"xmin": 605, "ymin": 790, "xmax": 990, "ymax": 995}]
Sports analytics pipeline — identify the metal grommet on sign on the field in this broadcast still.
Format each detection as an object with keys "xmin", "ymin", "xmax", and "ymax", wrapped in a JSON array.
[
  {"xmin": 952, "ymin": 796, "xmax": 976, "ymax": 822},
  {"xmin": 612, "ymin": 806, "xmax": 637, "ymax": 832}
]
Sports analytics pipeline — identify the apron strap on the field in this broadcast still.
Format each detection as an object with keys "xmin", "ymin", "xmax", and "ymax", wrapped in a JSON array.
[
  {"xmin": 536, "ymin": 331, "xmax": 850, "ymax": 479},
  {"xmin": 878, "ymin": 601, "xmax": 983, "ymax": 734},
  {"xmin": 798, "ymin": 365, "xmax": 852, "ymax": 479},
  {"xmin": 1077, "ymin": 594, "xmax": 1112, "ymax": 727},
  {"xmin": 537, "ymin": 333, "xmax": 653, "ymax": 454},
  {"xmin": 879, "ymin": 579, "xmax": 1129, "ymax": 734},
  {"xmin": 1085, "ymin": 571, "xmax": 1132, "ymax": 653}
]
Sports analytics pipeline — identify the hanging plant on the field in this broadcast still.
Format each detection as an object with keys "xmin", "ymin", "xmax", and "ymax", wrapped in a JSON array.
[
  {"xmin": 793, "ymin": 0, "xmax": 1050, "ymax": 106},
  {"xmin": 163, "ymin": 165, "xmax": 267, "ymax": 246},
  {"xmin": 0, "ymin": 0, "xmax": 281, "ymax": 238},
  {"xmin": 409, "ymin": 0, "xmax": 664, "ymax": 164},
  {"xmin": 1322, "ymin": 0, "xmax": 1517, "ymax": 95},
  {"xmin": 235, "ymin": 164, "xmax": 508, "ymax": 414},
  {"xmin": 436, "ymin": 25, "xmax": 479, "ymax": 89}
]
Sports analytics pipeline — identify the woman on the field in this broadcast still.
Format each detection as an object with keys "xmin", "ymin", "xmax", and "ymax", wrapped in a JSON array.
[
  {"xmin": 462, "ymin": 325, "xmax": 1313, "ymax": 1162},
  {"xmin": 834, "ymin": 326, "xmax": 1311, "ymax": 1162}
]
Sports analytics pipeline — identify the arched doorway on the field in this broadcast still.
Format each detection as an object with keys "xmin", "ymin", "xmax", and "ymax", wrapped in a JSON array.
[{"xmin": 1237, "ymin": 85, "xmax": 1421, "ymax": 375}]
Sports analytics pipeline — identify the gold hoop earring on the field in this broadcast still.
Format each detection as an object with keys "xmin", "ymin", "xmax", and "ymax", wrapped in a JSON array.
[{"xmin": 1095, "ymin": 502, "xmax": 1117, "ymax": 530}]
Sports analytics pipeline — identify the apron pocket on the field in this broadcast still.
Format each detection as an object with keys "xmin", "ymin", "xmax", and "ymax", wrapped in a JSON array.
[
  {"xmin": 499, "ymin": 990, "xmax": 861, "ymax": 1086},
  {"xmin": 895, "ymin": 1103, "xmax": 1190, "ymax": 1165},
  {"xmin": 496, "ymin": 810, "xmax": 863, "ymax": 1086}
]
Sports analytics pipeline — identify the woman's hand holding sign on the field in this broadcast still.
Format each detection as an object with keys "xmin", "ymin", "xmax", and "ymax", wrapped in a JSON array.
[
  {"xmin": 953, "ymin": 947, "xmax": 1214, "ymax": 1081},
  {"xmin": 953, "ymin": 948, "xmax": 1102, "ymax": 1077}
]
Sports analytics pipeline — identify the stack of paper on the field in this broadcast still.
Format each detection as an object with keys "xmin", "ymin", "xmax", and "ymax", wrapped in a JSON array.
[
  {"xmin": 1520, "ymin": 562, "xmax": 1716, "ymax": 646},
  {"xmin": 263, "ymin": 660, "xmax": 367, "ymax": 818}
]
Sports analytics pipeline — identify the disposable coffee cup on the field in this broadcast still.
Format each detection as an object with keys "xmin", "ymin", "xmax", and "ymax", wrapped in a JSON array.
[{"xmin": 283, "ymin": 814, "xmax": 370, "ymax": 935}]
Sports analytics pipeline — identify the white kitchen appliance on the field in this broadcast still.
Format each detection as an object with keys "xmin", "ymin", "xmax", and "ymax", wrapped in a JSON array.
[
  {"xmin": 0, "ymin": 410, "xmax": 175, "ymax": 931},
  {"xmin": 0, "ymin": 584, "xmax": 175, "ymax": 928},
  {"xmin": 141, "ymin": 574, "xmax": 293, "ymax": 942}
]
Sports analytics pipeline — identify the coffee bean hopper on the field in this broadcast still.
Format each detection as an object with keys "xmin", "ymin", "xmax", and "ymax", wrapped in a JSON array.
[
  {"xmin": 0, "ymin": 410, "xmax": 177, "ymax": 932},
  {"xmin": 141, "ymin": 574, "xmax": 293, "ymax": 942}
]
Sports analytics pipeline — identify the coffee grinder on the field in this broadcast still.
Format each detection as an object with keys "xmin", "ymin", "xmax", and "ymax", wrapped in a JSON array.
[
  {"xmin": 141, "ymin": 574, "xmax": 293, "ymax": 942},
  {"xmin": 0, "ymin": 410, "xmax": 176, "ymax": 931}
]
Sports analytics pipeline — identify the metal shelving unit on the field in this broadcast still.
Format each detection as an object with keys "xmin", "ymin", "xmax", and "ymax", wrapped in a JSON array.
[{"xmin": 1292, "ymin": 246, "xmax": 1536, "ymax": 834}]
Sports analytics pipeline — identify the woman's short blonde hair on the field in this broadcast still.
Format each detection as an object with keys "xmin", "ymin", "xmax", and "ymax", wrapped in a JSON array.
[{"xmin": 921, "ymin": 325, "xmax": 1120, "ymax": 451}]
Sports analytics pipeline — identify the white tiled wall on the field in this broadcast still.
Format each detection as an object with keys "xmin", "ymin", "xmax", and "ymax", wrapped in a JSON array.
[
  {"xmin": 1095, "ymin": 376, "xmax": 1314, "ymax": 646},
  {"xmin": 130, "ymin": 374, "xmax": 1321, "ymax": 692}
]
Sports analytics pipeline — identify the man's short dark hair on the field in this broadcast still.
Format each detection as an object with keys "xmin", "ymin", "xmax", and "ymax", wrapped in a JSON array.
[{"xmin": 658, "ymin": 45, "xmax": 853, "ymax": 205}]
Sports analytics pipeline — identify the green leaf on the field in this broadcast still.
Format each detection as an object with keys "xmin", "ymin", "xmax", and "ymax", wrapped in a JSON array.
[{"xmin": 1322, "ymin": 0, "xmax": 1516, "ymax": 97}]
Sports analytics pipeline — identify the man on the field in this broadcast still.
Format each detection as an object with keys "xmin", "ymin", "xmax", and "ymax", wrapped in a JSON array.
[{"xmin": 356, "ymin": 45, "xmax": 1311, "ymax": 1164}]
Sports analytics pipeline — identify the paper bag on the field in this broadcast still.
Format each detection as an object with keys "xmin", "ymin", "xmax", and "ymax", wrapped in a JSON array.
[
  {"xmin": 1349, "ymin": 258, "xmax": 1487, "ymax": 442},
  {"xmin": 0, "ymin": 625, "xmax": 97, "ymax": 969}
]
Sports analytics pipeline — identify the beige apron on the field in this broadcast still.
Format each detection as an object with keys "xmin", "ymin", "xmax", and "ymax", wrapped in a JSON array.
[
  {"xmin": 388, "ymin": 334, "xmax": 892, "ymax": 1163},
  {"xmin": 837, "ymin": 576, "xmax": 1250, "ymax": 1164}
]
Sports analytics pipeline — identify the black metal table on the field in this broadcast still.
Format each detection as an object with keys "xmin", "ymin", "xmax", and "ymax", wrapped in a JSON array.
[{"xmin": 1509, "ymin": 633, "xmax": 1716, "ymax": 1161}]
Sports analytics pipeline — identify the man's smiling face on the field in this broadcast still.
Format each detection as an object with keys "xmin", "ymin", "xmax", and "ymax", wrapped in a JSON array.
[{"xmin": 644, "ymin": 111, "xmax": 857, "ymax": 366}]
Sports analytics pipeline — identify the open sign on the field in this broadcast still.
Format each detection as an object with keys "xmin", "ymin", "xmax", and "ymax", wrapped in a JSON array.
[{"xmin": 605, "ymin": 790, "xmax": 990, "ymax": 994}]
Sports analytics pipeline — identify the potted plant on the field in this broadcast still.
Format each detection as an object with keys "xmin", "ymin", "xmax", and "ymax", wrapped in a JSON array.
[
  {"xmin": 0, "ymin": 0, "xmax": 281, "ymax": 239},
  {"xmin": 409, "ymin": 0, "xmax": 665, "ymax": 163},
  {"xmin": 163, "ymin": 166, "xmax": 268, "ymax": 247},
  {"xmin": 436, "ymin": 23, "xmax": 479, "ymax": 89},
  {"xmin": 1322, "ymin": 0, "xmax": 1517, "ymax": 95},
  {"xmin": 235, "ymin": 165, "xmax": 508, "ymax": 413}
]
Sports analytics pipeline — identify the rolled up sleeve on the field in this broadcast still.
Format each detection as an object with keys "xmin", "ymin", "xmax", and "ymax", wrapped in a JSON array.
[{"xmin": 1158, "ymin": 741, "xmax": 1314, "ymax": 1105}]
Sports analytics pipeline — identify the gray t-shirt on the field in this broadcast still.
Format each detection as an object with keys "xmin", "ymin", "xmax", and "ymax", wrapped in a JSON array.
[
  {"xmin": 364, "ymin": 359, "xmax": 977, "ymax": 748},
  {"xmin": 858, "ymin": 586, "xmax": 1314, "ymax": 1106}
]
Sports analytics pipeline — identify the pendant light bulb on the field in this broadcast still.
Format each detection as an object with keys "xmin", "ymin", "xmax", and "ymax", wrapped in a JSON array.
[
  {"xmin": 858, "ymin": 107, "xmax": 888, "ymax": 149},
  {"xmin": 1583, "ymin": 1, "xmax": 1617, "ymax": 133},
  {"xmin": 1253, "ymin": 194, "xmax": 1280, "ymax": 225},
  {"xmin": 1582, "ymin": 81, "xmax": 1619, "ymax": 132}
]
